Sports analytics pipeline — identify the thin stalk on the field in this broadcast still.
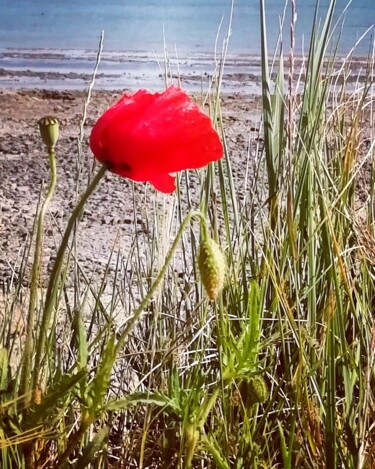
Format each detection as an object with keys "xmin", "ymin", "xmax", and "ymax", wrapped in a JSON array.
[
  {"xmin": 20, "ymin": 147, "xmax": 57, "ymax": 405},
  {"xmin": 114, "ymin": 210, "xmax": 208, "ymax": 357},
  {"xmin": 326, "ymin": 311, "xmax": 337, "ymax": 469},
  {"xmin": 32, "ymin": 164, "xmax": 108, "ymax": 394}
]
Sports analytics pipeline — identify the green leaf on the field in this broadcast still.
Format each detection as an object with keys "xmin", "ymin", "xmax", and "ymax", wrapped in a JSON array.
[
  {"xmin": 88, "ymin": 334, "xmax": 116, "ymax": 411},
  {"xmin": 202, "ymin": 434, "xmax": 230, "ymax": 469},
  {"xmin": 74, "ymin": 426, "xmax": 109, "ymax": 468},
  {"xmin": 30, "ymin": 369, "xmax": 87, "ymax": 424},
  {"xmin": 104, "ymin": 392, "xmax": 181, "ymax": 414},
  {"xmin": 73, "ymin": 308, "xmax": 88, "ymax": 368},
  {"xmin": 0, "ymin": 348, "xmax": 9, "ymax": 392},
  {"xmin": 278, "ymin": 420, "xmax": 292, "ymax": 469}
]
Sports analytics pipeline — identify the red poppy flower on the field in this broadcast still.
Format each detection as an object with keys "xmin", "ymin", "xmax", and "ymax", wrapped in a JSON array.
[{"xmin": 90, "ymin": 86, "xmax": 223, "ymax": 193}]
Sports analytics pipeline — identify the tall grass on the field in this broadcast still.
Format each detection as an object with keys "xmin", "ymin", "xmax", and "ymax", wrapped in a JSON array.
[{"xmin": 0, "ymin": 0, "xmax": 374, "ymax": 467}]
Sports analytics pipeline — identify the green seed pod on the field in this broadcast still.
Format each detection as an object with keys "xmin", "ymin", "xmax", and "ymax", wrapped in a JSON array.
[
  {"xmin": 198, "ymin": 237, "xmax": 226, "ymax": 300},
  {"xmin": 38, "ymin": 116, "xmax": 59, "ymax": 150},
  {"xmin": 245, "ymin": 375, "xmax": 269, "ymax": 406}
]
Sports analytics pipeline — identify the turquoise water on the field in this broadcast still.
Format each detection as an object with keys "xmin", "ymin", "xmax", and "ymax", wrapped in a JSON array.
[
  {"xmin": 0, "ymin": 0, "xmax": 373, "ymax": 90},
  {"xmin": 0, "ymin": 0, "xmax": 373, "ymax": 54}
]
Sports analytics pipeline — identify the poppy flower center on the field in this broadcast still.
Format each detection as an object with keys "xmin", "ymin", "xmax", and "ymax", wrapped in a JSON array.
[
  {"xmin": 106, "ymin": 160, "xmax": 132, "ymax": 174},
  {"xmin": 116, "ymin": 162, "xmax": 132, "ymax": 173}
]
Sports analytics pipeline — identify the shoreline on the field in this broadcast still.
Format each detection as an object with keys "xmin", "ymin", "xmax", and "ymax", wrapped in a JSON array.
[{"xmin": 0, "ymin": 47, "xmax": 371, "ymax": 94}]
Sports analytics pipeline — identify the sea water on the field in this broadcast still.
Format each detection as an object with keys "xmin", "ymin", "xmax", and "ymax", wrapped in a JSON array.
[{"xmin": 0, "ymin": 0, "xmax": 373, "ymax": 90}]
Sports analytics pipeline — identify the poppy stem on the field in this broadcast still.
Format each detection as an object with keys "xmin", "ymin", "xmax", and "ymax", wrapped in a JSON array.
[
  {"xmin": 114, "ymin": 209, "xmax": 208, "ymax": 357},
  {"xmin": 32, "ymin": 164, "xmax": 108, "ymax": 396},
  {"xmin": 20, "ymin": 148, "xmax": 57, "ymax": 407}
]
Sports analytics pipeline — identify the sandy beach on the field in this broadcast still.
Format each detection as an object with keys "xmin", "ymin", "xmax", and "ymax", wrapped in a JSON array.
[
  {"xmin": 0, "ymin": 87, "xmax": 264, "ymax": 286},
  {"xmin": 0, "ymin": 49, "xmax": 373, "ymax": 288}
]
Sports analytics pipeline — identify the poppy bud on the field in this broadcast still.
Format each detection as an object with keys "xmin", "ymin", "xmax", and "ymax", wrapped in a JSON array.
[
  {"xmin": 245, "ymin": 375, "xmax": 269, "ymax": 406},
  {"xmin": 38, "ymin": 116, "xmax": 59, "ymax": 150},
  {"xmin": 198, "ymin": 237, "xmax": 226, "ymax": 300}
]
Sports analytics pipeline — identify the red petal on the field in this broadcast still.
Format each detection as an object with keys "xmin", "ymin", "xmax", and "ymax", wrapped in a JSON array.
[
  {"xmin": 149, "ymin": 173, "xmax": 177, "ymax": 193},
  {"xmin": 90, "ymin": 86, "xmax": 223, "ymax": 192},
  {"xmin": 90, "ymin": 89, "xmax": 155, "ymax": 164}
]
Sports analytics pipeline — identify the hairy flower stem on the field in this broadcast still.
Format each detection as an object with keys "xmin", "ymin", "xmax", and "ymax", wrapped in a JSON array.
[
  {"xmin": 32, "ymin": 164, "xmax": 107, "ymax": 395},
  {"xmin": 114, "ymin": 210, "xmax": 208, "ymax": 357},
  {"xmin": 20, "ymin": 148, "xmax": 57, "ymax": 406}
]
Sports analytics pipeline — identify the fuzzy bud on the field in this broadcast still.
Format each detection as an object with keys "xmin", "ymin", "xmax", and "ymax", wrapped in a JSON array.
[
  {"xmin": 245, "ymin": 375, "xmax": 269, "ymax": 405},
  {"xmin": 198, "ymin": 237, "xmax": 226, "ymax": 300},
  {"xmin": 38, "ymin": 116, "xmax": 59, "ymax": 150}
]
